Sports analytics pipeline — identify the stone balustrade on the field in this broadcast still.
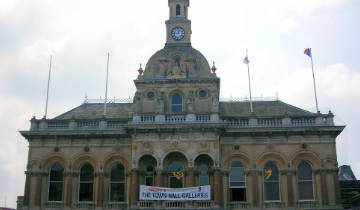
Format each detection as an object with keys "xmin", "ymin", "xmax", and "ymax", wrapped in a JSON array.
[
  {"xmin": 29, "ymin": 112, "xmax": 334, "ymax": 131},
  {"xmin": 227, "ymin": 113, "xmax": 334, "ymax": 128}
]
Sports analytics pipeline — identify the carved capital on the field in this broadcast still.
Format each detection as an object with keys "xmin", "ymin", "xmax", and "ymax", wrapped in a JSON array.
[
  {"xmin": 220, "ymin": 170, "xmax": 229, "ymax": 177},
  {"xmin": 95, "ymin": 171, "xmax": 105, "ymax": 177},
  {"xmin": 280, "ymin": 169, "xmax": 296, "ymax": 176},
  {"xmin": 245, "ymin": 170, "xmax": 263, "ymax": 176}
]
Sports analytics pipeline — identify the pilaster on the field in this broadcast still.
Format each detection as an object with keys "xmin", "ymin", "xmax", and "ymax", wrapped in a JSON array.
[
  {"xmin": 96, "ymin": 172, "xmax": 105, "ymax": 207},
  {"xmin": 23, "ymin": 171, "xmax": 31, "ymax": 206},
  {"xmin": 130, "ymin": 169, "xmax": 138, "ymax": 207},
  {"xmin": 213, "ymin": 169, "xmax": 222, "ymax": 207}
]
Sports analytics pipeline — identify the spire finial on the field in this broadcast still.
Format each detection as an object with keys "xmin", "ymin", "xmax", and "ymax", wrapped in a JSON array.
[
  {"xmin": 211, "ymin": 61, "xmax": 217, "ymax": 75},
  {"xmin": 138, "ymin": 63, "xmax": 144, "ymax": 76}
]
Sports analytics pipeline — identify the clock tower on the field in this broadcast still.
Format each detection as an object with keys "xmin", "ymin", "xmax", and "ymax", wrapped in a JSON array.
[{"xmin": 166, "ymin": 0, "xmax": 191, "ymax": 44}]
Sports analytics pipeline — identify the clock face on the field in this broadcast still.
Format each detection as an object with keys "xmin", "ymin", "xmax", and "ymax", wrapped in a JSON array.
[{"xmin": 171, "ymin": 27, "xmax": 185, "ymax": 40}]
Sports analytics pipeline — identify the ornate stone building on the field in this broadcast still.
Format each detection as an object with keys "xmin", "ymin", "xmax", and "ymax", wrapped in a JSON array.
[{"xmin": 18, "ymin": 0, "xmax": 345, "ymax": 209}]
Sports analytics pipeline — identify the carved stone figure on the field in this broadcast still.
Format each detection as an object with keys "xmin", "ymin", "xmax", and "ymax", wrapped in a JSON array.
[
  {"xmin": 156, "ymin": 92, "xmax": 165, "ymax": 113},
  {"xmin": 186, "ymin": 90, "xmax": 195, "ymax": 112},
  {"xmin": 211, "ymin": 89, "xmax": 219, "ymax": 112},
  {"xmin": 133, "ymin": 91, "xmax": 142, "ymax": 113}
]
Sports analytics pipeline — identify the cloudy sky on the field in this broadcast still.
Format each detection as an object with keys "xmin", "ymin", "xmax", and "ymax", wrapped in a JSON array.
[{"xmin": 1, "ymin": 0, "xmax": 359, "ymax": 207}]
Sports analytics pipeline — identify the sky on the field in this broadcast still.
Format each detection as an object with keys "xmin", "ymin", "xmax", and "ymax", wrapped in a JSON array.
[{"xmin": 0, "ymin": 0, "xmax": 360, "ymax": 208}]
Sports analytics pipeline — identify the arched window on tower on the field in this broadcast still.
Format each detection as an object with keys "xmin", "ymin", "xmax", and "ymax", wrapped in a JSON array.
[
  {"xmin": 109, "ymin": 162, "xmax": 126, "ymax": 202},
  {"xmin": 264, "ymin": 161, "xmax": 280, "ymax": 201},
  {"xmin": 199, "ymin": 164, "xmax": 209, "ymax": 186},
  {"xmin": 297, "ymin": 160, "xmax": 314, "ymax": 200},
  {"xmin": 78, "ymin": 163, "xmax": 94, "ymax": 202},
  {"xmin": 48, "ymin": 162, "xmax": 64, "ymax": 202},
  {"xmin": 171, "ymin": 93, "xmax": 183, "ymax": 112},
  {"xmin": 176, "ymin": 4, "xmax": 181, "ymax": 16},
  {"xmin": 229, "ymin": 161, "xmax": 246, "ymax": 201}
]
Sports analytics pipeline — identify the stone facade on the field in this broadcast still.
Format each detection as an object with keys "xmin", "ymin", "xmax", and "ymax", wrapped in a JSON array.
[{"xmin": 18, "ymin": 0, "xmax": 345, "ymax": 209}]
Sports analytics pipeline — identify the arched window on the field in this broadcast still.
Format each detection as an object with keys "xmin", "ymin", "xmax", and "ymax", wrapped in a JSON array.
[
  {"xmin": 199, "ymin": 164, "xmax": 209, "ymax": 186},
  {"xmin": 229, "ymin": 161, "xmax": 246, "ymax": 201},
  {"xmin": 264, "ymin": 161, "xmax": 280, "ymax": 201},
  {"xmin": 78, "ymin": 163, "xmax": 94, "ymax": 202},
  {"xmin": 176, "ymin": 4, "xmax": 181, "ymax": 16},
  {"xmin": 297, "ymin": 160, "xmax": 314, "ymax": 200},
  {"xmin": 48, "ymin": 162, "xmax": 64, "ymax": 202},
  {"xmin": 168, "ymin": 161, "xmax": 184, "ymax": 188},
  {"xmin": 109, "ymin": 162, "xmax": 126, "ymax": 202},
  {"xmin": 171, "ymin": 93, "xmax": 183, "ymax": 112},
  {"xmin": 145, "ymin": 165, "xmax": 154, "ymax": 186}
]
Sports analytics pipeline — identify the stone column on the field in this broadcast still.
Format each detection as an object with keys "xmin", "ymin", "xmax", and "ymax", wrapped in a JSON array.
[
  {"xmin": 286, "ymin": 173, "xmax": 295, "ymax": 207},
  {"xmin": 64, "ymin": 172, "xmax": 73, "ymax": 207},
  {"xmin": 187, "ymin": 168, "xmax": 194, "ymax": 187},
  {"xmin": 155, "ymin": 168, "xmax": 162, "ymax": 187},
  {"xmin": 221, "ymin": 171, "xmax": 229, "ymax": 208},
  {"xmin": 247, "ymin": 170, "xmax": 260, "ymax": 208},
  {"xmin": 33, "ymin": 172, "xmax": 43, "ymax": 206},
  {"xmin": 333, "ymin": 173, "xmax": 341, "ymax": 205},
  {"xmin": 96, "ymin": 172, "xmax": 105, "ymax": 207},
  {"xmin": 321, "ymin": 172, "xmax": 329, "ymax": 206},
  {"xmin": 213, "ymin": 169, "xmax": 222, "ymax": 207},
  {"xmin": 23, "ymin": 171, "xmax": 31, "ymax": 206},
  {"xmin": 130, "ymin": 169, "xmax": 138, "ymax": 207}
]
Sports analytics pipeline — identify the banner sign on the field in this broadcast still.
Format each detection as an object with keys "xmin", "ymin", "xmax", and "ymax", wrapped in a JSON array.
[{"xmin": 139, "ymin": 185, "xmax": 211, "ymax": 201}]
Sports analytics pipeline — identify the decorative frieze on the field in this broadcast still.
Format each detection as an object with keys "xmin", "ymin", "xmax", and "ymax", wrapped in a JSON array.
[
  {"xmin": 313, "ymin": 168, "xmax": 339, "ymax": 174},
  {"xmin": 24, "ymin": 171, "xmax": 48, "ymax": 177}
]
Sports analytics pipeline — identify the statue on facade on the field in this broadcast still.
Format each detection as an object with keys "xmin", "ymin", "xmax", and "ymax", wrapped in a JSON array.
[
  {"xmin": 133, "ymin": 91, "xmax": 142, "ymax": 113},
  {"xmin": 167, "ymin": 56, "xmax": 186, "ymax": 78},
  {"xmin": 186, "ymin": 90, "xmax": 195, "ymax": 112},
  {"xmin": 211, "ymin": 89, "xmax": 219, "ymax": 112},
  {"xmin": 156, "ymin": 91, "xmax": 165, "ymax": 113}
]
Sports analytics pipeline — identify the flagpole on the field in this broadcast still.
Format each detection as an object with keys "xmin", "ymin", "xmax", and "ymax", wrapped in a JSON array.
[
  {"xmin": 44, "ymin": 55, "xmax": 52, "ymax": 119},
  {"xmin": 310, "ymin": 49, "xmax": 319, "ymax": 113},
  {"xmin": 104, "ymin": 52, "xmax": 110, "ymax": 116},
  {"xmin": 246, "ymin": 49, "xmax": 253, "ymax": 113}
]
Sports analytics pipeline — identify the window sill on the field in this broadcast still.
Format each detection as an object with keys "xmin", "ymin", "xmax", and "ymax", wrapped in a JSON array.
[
  {"xmin": 296, "ymin": 200, "xmax": 318, "ymax": 208},
  {"xmin": 262, "ymin": 201, "xmax": 285, "ymax": 208}
]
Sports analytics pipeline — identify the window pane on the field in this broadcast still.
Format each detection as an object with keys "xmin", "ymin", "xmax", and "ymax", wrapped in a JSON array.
[
  {"xmin": 49, "ymin": 182, "xmax": 62, "ymax": 201},
  {"xmin": 299, "ymin": 181, "xmax": 314, "ymax": 200},
  {"xmin": 298, "ymin": 161, "xmax": 312, "ymax": 180},
  {"xmin": 171, "ymin": 94, "xmax": 182, "ymax": 112},
  {"xmin": 79, "ymin": 183, "xmax": 93, "ymax": 201},
  {"xmin": 176, "ymin": 4, "xmax": 180, "ymax": 16},
  {"xmin": 145, "ymin": 177, "xmax": 154, "ymax": 186},
  {"xmin": 230, "ymin": 188, "xmax": 246, "ymax": 201},
  {"xmin": 264, "ymin": 161, "xmax": 279, "ymax": 181},
  {"xmin": 111, "ymin": 163, "xmax": 125, "ymax": 182},
  {"xmin": 169, "ymin": 161, "xmax": 184, "ymax": 172},
  {"xmin": 50, "ymin": 163, "xmax": 64, "ymax": 181},
  {"xmin": 230, "ymin": 181, "xmax": 245, "ymax": 187},
  {"xmin": 265, "ymin": 182, "xmax": 280, "ymax": 201},
  {"xmin": 230, "ymin": 167, "xmax": 245, "ymax": 182},
  {"xmin": 230, "ymin": 162, "xmax": 246, "ymax": 188},
  {"xmin": 110, "ymin": 183, "xmax": 125, "ymax": 202},
  {"xmin": 80, "ymin": 164, "xmax": 94, "ymax": 181},
  {"xmin": 199, "ymin": 175, "xmax": 209, "ymax": 186},
  {"xmin": 169, "ymin": 176, "xmax": 183, "ymax": 188}
]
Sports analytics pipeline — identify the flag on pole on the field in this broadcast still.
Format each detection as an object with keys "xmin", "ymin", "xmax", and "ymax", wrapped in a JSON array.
[
  {"xmin": 243, "ymin": 56, "xmax": 249, "ymax": 64},
  {"xmin": 304, "ymin": 48, "xmax": 312, "ymax": 58}
]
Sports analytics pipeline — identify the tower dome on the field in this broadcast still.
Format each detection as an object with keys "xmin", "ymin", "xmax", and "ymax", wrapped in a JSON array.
[{"xmin": 142, "ymin": 45, "xmax": 212, "ymax": 79}]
